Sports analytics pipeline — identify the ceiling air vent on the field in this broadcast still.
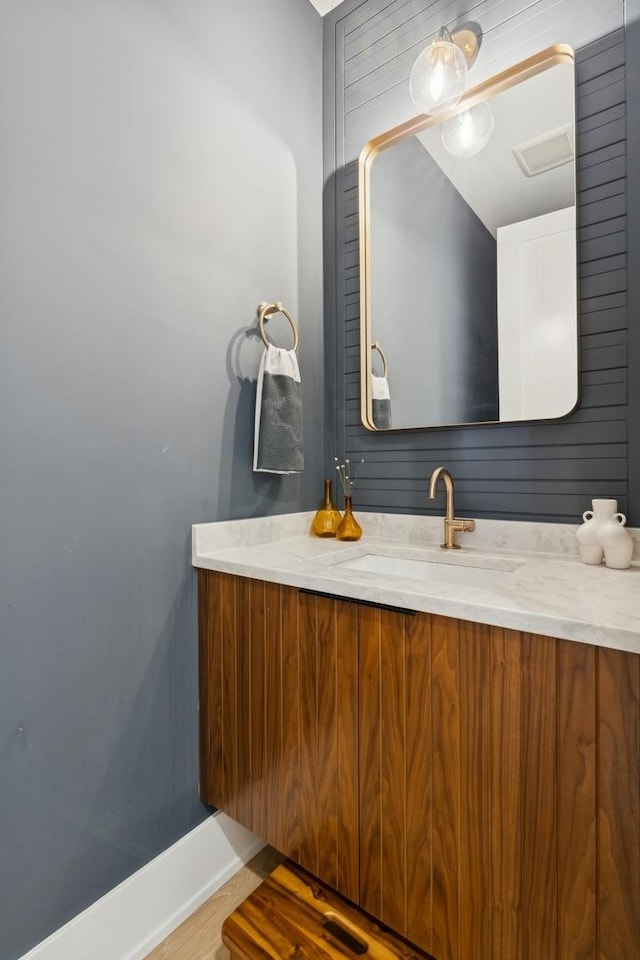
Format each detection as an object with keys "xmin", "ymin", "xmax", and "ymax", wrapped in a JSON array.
[{"xmin": 513, "ymin": 126, "xmax": 574, "ymax": 177}]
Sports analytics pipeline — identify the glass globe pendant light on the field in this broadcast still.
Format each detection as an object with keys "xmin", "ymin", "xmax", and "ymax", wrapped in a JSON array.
[
  {"xmin": 409, "ymin": 28, "xmax": 468, "ymax": 115},
  {"xmin": 441, "ymin": 100, "xmax": 494, "ymax": 157}
]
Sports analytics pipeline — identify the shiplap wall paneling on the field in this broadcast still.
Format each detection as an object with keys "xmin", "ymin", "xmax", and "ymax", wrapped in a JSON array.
[{"xmin": 324, "ymin": 0, "xmax": 629, "ymax": 523}]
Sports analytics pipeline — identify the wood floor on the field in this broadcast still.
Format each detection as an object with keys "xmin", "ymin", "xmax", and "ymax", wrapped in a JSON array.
[{"xmin": 143, "ymin": 846, "xmax": 283, "ymax": 960}]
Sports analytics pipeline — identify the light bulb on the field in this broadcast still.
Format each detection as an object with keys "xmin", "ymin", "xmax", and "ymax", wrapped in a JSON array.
[
  {"xmin": 429, "ymin": 61, "xmax": 447, "ymax": 103},
  {"xmin": 409, "ymin": 38, "xmax": 468, "ymax": 115},
  {"xmin": 458, "ymin": 111, "xmax": 474, "ymax": 149},
  {"xmin": 440, "ymin": 100, "xmax": 494, "ymax": 158}
]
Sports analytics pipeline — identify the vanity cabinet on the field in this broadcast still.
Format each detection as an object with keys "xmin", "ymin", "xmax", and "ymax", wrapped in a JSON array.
[{"xmin": 198, "ymin": 570, "xmax": 640, "ymax": 960}]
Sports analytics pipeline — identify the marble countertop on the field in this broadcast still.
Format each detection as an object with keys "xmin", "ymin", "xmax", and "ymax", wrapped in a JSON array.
[{"xmin": 192, "ymin": 512, "xmax": 640, "ymax": 655}]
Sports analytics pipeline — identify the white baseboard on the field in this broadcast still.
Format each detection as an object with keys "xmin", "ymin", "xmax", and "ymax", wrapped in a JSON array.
[{"xmin": 18, "ymin": 813, "xmax": 265, "ymax": 960}]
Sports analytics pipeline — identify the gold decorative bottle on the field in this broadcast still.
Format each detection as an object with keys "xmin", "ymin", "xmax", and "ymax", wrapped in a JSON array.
[
  {"xmin": 336, "ymin": 495, "xmax": 362, "ymax": 541},
  {"xmin": 310, "ymin": 479, "xmax": 342, "ymax": 537}
]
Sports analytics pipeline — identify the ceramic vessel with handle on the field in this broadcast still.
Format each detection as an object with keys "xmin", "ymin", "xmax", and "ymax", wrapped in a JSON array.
[
  {"xmin": 598, "ymin": 511, "xmax": 633, "ymax": 569},
  {"xmin": 576, "ymin": 498, "xmax": 618, "ymax": 564}
]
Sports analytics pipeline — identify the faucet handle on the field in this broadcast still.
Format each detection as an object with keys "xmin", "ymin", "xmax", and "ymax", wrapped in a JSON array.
[
  {"xmin": 442, "ymin": 516, "xmax": 475, "ymax": 548},
  {"xmin": 446, "ymin": 518, "xmax": 476, "ymax": 534}
]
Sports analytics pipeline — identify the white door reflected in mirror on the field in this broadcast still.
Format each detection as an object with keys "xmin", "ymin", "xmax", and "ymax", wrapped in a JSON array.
[{"xmin": 497, "ymin": 206, "xmax": 577, "ymax": 420}]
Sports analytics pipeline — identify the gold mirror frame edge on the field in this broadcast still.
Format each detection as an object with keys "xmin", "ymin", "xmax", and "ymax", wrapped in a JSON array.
[{"xmin": 358, "ymin": 43, "xmax": 576, "ymax": 433}]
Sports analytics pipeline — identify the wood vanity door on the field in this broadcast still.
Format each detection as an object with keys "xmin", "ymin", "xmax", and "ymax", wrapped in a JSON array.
[
  {"xmin": 356, "ymin": 604, "xmax": 431, "ymax": 946},
  {"xmin": 198, "ymin": 571, "xmax": 359, "ymax": 903},
  {"xmin": 359, "ymin": 609, "xmax": 640, "ymax": 960}
]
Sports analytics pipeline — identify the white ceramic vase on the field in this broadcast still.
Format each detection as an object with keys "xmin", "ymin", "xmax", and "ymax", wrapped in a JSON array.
[
  {"xmin": 576, "ymin": 498, "xmax": 618, "ymax": 564},
  {"xmin": 598, "ymin": 512, "xmax": 633, "ymax": 569}
]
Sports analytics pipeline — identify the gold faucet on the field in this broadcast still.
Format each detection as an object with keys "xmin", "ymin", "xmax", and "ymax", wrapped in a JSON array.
[{"xmin": 427, "ymin": 466, "xmax": 476, "ymax": 549}]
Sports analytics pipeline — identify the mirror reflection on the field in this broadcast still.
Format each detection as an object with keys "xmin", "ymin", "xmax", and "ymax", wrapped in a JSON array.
[{"xmin": 360, "ymin": 47, "xmax": 577, "ymax": 431}]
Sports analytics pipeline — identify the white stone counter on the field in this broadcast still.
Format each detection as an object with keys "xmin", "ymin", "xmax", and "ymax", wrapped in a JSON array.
[{"xmin": 192, "ymin": 512, "xmax": 640, "ymax": 655}]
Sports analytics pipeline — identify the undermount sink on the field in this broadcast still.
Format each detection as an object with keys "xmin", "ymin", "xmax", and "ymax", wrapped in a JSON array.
[{"xmin": 326, "ymin": 547, "xmax": 522, "ymax": 589}]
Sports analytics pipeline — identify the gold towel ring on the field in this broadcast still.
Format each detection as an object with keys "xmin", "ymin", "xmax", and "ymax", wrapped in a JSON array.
[
  {"xmin": 257, "ymin": 302, "xmax": 299, "ymax": 351},
  {"xmin": 371, "ymin": 342, "xmax": 388, "ymax": 379}
]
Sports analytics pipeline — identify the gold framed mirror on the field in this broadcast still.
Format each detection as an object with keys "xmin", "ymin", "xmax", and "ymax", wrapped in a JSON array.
[{"xmin": 359, "ymin": 45, "xmax": 577, "ymax": 431}]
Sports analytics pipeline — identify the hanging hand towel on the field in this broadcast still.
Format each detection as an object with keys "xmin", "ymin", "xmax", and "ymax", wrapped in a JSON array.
[
  {"xmin": 253, "ymin": 344, "xmax": 304, "ymax": 474},
  {"xmin": 372, "ymin": 374, "xmax": 392, "ymax": 429}
]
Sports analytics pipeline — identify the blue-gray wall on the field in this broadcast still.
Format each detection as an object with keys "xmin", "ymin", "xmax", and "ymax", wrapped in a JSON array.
[
  {"xmin": 370, "ymin": 135, "xmax": 497, "ymax": 427},
  {"xmin": 0, "ymin": 2, "xmax": 323, "ymax": 958},
  {"xmin": 324, "ymin": 0, "xmax": 638, "ymax": 524}
]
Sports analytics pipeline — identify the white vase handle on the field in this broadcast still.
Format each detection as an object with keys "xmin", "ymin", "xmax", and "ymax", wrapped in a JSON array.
[
  {"xmin": 616, "ymin": 512, "xmax": 627, "ymax": 525},
  {"xmin": 583, "ymin": 511, "xmax": 594, "ymax": 521}
]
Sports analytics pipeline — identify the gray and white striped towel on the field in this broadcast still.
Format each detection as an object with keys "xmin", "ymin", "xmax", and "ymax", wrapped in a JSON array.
[
  {"xmin": 372, "ymin": 374, "xmax": 391, "ymax": 429},
  {"xmin": 253, "ymin": 345, "xmax": 304, "ymax": 474}
]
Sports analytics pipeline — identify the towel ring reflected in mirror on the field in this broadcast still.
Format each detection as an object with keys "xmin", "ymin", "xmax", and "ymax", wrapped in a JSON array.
[
  {"xmin": 371, "ymin": 341, "xmax": 389, "ymax": 378},
  {"xmin": 257, "ymin": 301, "xmax": 299, "ymax": 352}
]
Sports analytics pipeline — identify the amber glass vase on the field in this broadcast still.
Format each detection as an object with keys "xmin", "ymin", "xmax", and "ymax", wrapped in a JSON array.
[
  {"xmin": 336, "ymin": 496, "xmax": 362, "ymax": 541},
  {"xmin": 310, "ymin": 479, "xmax": 342, "ymax": 537}
]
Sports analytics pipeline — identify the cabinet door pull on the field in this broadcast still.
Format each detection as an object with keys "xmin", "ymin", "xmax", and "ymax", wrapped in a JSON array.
[{"xmin": 298, "ymin": 588, "xmax": 416, "ymax": 616}]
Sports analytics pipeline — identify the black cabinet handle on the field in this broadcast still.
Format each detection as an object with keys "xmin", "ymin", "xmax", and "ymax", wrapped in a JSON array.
[{"xmin": 298, "ymin": 588, "xmax": 416, "ymax": 616}]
